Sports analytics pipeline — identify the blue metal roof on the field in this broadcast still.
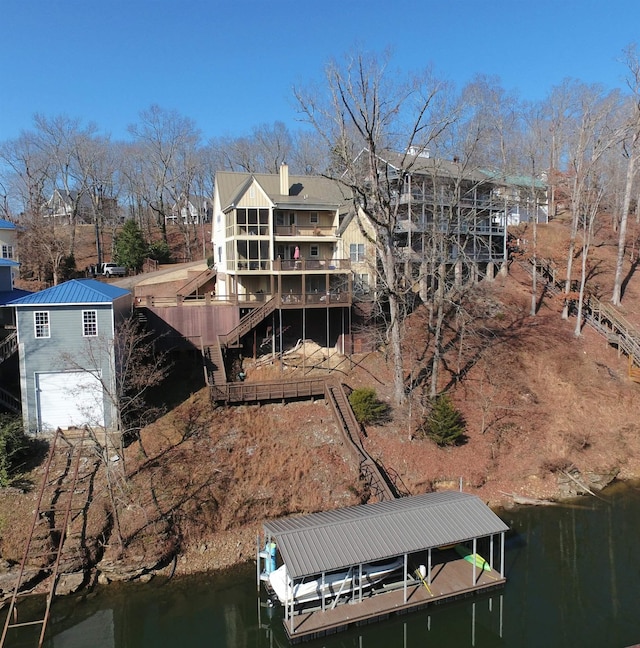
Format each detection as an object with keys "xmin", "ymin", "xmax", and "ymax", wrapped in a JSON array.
[
  {"xmin": 0, "ymin": 219, "xmax": 16, "ymax": 230},
  {"xmin": 0, "ymin": 259, "xmax": 19, "ymax": 267},
  {"xmin": 0, "ymin": 288, "xmax": 32, "ymax": 306},
  {"xmin": 9, "ymin": 279, "xmax": 130, "ymax": 306}
]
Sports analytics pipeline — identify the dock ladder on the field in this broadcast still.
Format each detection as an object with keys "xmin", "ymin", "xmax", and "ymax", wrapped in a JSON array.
[{"xmin": 0, "ymin": 427, "xmax": 98, "ymax": 648}]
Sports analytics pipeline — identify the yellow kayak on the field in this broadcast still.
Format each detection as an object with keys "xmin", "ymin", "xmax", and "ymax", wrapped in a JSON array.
[{"xmin": 455, "ymin": 545, "xmax": 491, "ymax": 571}]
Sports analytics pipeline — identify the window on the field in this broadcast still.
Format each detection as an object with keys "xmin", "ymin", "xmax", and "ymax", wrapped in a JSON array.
[
  {"xmin": 355, "ymin": 273, "xmax": 370, "ymax": 294},
  {"xmin": 1, "ymin": 245, "xmax": 13, "ymax": 259},
  {"xmin": 309, "ymin": 212, "xmax": 318, "ymax": 224},
  {"xmin": 310, "ymin": 245, "xmax": 319, "ymax": 257},
  {"xmin": 82, "ymin": 310, "xmax": 98, "ymax": 337},
  {"xmin": 34, "ymin": 311, "xmax": 50, "ymax": 339},
  {"xmin": 350, "ymin": 243, "xmax": 365, "ymax": 262}
]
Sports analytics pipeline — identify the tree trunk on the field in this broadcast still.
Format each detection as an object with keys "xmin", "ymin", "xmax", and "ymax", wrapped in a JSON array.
[{"xmin": 612, "ymin": 146, "xmax": 637, "ymax": 305}]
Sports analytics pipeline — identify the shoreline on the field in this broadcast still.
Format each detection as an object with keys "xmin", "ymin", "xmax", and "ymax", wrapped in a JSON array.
[{"xmin": 0, "ymin": 473, "xmax": 634, "ymax": 603}]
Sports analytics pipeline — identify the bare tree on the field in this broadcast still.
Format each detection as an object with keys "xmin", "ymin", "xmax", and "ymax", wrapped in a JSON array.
[
  {"xmin": 560, "ymin": 84, "xmax": 624, "ymax": 319},
  {"xmin": 295, "ymin": 51, "xmax": 458, "ymax": 405},
  {"xmin": 60, "ymin": 315, "xmax": 170, "ymax": 550},
  {"xmin": 127, "ymin": 105, "xmax": 202, "ymax": 247},
  {"xmin": 612, "ymin": 44, "xmax": 640, "ymax": 305}
]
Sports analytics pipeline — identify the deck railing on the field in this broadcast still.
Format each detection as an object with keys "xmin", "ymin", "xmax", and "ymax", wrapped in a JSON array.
[
  {"xmin": 140, "ymin": 289, "xmax": 352, "ymax": 309},
  {"xmin": 210, "ymin": 377, "xmax": 327, "ymax": 404},
  {"xmin": 0, "ymin": 331, "xmax": 17, "ymax": 365}
]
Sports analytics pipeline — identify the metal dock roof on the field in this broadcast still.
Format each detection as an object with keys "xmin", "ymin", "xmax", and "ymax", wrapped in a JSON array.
[{"xmin": 264, "ymin": 491, "xmax": 509, "ymax": 579}]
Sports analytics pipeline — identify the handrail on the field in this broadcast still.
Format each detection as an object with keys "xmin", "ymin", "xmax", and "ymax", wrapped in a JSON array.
[
  {"xmin": 0, "ymin": 386, "xmax": 20, "ymax": 413},
  {"xmin": 211, "ymin": 377, "xmax": 326, "ymax": 404},
  {"xmin": 219, "ymin": 297, "xmax": 278, "ymax": 348},
  {"xmin": 176, "ymin": 266, "xmax": 216, "ymax": 298},
  {"xmin": 0, "ymin": 331, "xmax": 17, "ymax": 364},
  {"xmin": 522, "ymin": 258, "xmax": 640, "ymax": 373}
]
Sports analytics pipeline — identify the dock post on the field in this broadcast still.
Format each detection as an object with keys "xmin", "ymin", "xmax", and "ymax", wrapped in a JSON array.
[
  {"xmin": 403, "ymin": 554, "xmax": 408, "ymax": 603},
  {"xmin": 256, "ymin": 534, "xmax": 261, "ymax": 591}
]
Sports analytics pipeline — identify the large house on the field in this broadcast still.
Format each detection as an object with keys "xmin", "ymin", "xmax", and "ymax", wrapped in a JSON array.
[
  {"xmin": 0, "ymin": 219, "xmax": 29, "ymax": 414},
  {"xmin": 10, "ymin": 280, "xmax": 132, "ymax": 435},
  {"xmin": 356, "ymin": 149, "xmax": 547, "ymax": 284},
  {"xmin": 211, "ymin": 165, "xmax": 354, "ymax": 353}
]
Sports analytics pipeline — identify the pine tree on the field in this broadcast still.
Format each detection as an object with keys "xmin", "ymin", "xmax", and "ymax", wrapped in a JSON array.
[
  {"xmin": 419, "ymin": 394, "xmax": 466, "ymax": 446},
  {"xmin": 114, "ymin": 220, "xmax": 147, "ymax": 272}
]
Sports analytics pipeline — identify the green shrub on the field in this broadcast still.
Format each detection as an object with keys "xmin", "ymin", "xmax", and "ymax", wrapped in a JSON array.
[
  {"xmin": 0, "ymin": 415, "xmax": 31, "ymax": 486},
  {"xmin": 418, "ymin": 394, "xmax": 466, "ymax": 446},
  {"xmin": 348, "ymin": 388, "xmax": 389, "ymax": 425}
]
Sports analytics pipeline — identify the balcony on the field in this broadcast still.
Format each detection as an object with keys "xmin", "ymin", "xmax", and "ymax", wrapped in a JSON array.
[
  {"xmin": 274, "ymin": 224, "xmax": 336, "ymax": 237},
  {"xmin": 227, "ymin": 258, "xmax": 351, "ymax": 273}
]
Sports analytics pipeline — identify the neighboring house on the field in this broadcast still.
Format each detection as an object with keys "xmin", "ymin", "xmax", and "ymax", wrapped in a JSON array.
[
  {"xmin": 482, "ymin": 171, "xmax": 549, "ymax": 227},
  {"xmin": 212, "ymin": 164, "xmax": 353, "ymax": 307},
  {"xmin": 0, "ymin": 218, "xmax": 30, "ymax": 414},
  {"xmin": 336, "ymin": 211, "xmax": 376, "ymax": 298},
  {"xmin": 46, "ymin": 189, "xmax": 120, "ymax": 224},
  {"xmin": 0, "ymin": 218, "xmax": 18, "ymax": 286},
  {"xmin": 167, "ymin": 195, "xmax": 213, "ymax": 225},
  {"xmin": 349, "ymin": 149, "xmax": 549, "ymax": 283},
  {"xmin": 10, "ymin": 280, "xmax": 132, "ymax": 435}
]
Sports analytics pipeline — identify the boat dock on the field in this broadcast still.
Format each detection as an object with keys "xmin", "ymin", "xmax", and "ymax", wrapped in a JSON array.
[
  {"xmin": 260, "ymin": 491, "xmax": 509, "ymax": 643},
  {"xmin": 282, "ymin": 548, "xmax": 505, "ymax": 642}
]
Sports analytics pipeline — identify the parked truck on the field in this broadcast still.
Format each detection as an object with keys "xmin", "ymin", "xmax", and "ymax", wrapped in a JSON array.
[{"xmin": 89, "ymin": 262, "xmax": 127, "ymax": 277}]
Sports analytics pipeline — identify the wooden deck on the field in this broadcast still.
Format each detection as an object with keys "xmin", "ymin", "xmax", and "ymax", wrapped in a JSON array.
[
  {"xmin": 280, "ymin": 551, "xmax": 505, "ymax": 642},
  {"xmin": 211, "ymin": 378, "xmax": 327, "ymax": 403}
]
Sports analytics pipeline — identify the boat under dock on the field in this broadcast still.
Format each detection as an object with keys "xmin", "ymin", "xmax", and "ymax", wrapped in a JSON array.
[{"xmin": 281, "ymin": 549, "xmax": 506, "ymax": 642}]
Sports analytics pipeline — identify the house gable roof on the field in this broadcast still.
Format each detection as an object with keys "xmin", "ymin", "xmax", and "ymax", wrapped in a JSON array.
[
  {"xmin": 10, "ymin": 279, "xmax": 130, "ymax": 307},
  {"xmin": 215, "ymin": 171, "xmax": 351, "ymax": 214},
  {"xmin": 0, "ymin": 219, "xmax": 16, "ymax": 230}
]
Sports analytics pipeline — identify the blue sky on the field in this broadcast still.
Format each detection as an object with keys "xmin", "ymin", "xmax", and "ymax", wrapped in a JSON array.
[{"xmin": 1, "ymin": 0, "xmax": 639, "ymax": 143}]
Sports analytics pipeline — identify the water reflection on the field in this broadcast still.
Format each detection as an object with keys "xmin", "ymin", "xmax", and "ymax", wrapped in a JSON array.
[{"xmin": 4, "ymin": 482, "xmax": 640, "ymax": 647}]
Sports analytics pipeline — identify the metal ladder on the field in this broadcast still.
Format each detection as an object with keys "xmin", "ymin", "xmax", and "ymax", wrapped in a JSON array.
[{"xmin": 0, "ymin": 427, "xmax": 96, "ymax": 647}]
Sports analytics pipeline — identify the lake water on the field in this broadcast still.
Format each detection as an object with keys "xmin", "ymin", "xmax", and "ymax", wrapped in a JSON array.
[{"xmin": 5, "ymin": 481, "xmax": 640, "ymax": 648}]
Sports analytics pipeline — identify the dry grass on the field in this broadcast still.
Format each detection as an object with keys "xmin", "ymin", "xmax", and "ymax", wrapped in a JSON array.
[{"xmin": 4, "ymin": 213, "xmax": 640, "ymax": 577}]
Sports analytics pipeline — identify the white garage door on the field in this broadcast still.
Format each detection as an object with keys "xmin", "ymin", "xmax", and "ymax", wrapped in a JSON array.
[{"xmin": 36, "ymin": 371, "xmax": 105, "ymax": 431}]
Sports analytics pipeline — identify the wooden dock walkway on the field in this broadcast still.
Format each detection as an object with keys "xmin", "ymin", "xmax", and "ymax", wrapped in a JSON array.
[{"xmin": 283, "ymin": 551, "xmax": 505, "ymax": 642}]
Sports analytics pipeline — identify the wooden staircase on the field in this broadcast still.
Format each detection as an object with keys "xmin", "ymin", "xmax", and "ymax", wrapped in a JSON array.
[
  {"xmin": 0, "ymin": 428, "xmax": 98, "ymax": 648},
  {"xmin": 205, "ymin": 338, "xmax": 227, "ymax": 385},
  {"xmin": 324, "ymin": 382, "xmax": 397, "ymax": 502},
  {"xmin": 219, "ymin": 297, "xmax": 278, "ymax": 348},
  {"xmin": 208, "ymin": 296, "xmax": 279, "ymax": 387},
  {"xmin": 521, "ymin": 258, "xmax": 640, "ymax": 382},
  {"xmin": 0, "ymin": 331, "xmax": 17, "ymax": 367},
  {"xmin": 176, "ymin": 266, "xmax": 216, "ymax": 298},
  {"xmin": 0, "ymin": 386, "xmax": 20, "ymax": 414}
]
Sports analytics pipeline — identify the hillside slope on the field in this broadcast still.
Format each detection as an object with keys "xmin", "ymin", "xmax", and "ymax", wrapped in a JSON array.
[{"xmin": 2, "ymin": 216, "xmax": 640, "ymax": 583}]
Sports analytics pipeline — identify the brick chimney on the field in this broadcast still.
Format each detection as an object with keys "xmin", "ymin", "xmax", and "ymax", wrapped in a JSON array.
[{"xmin": 279, "ymin": 162, "xmax": 289, "ymax": 196}]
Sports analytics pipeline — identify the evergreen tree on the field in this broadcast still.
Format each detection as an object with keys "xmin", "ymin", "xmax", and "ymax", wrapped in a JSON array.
[
  {"xmin": 114, "ymin": 219, "xmax": 147, "ymax": 272},
  {"xmin": 418, "ymin": 394, "xmax": 466, "ymax": 446}
]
